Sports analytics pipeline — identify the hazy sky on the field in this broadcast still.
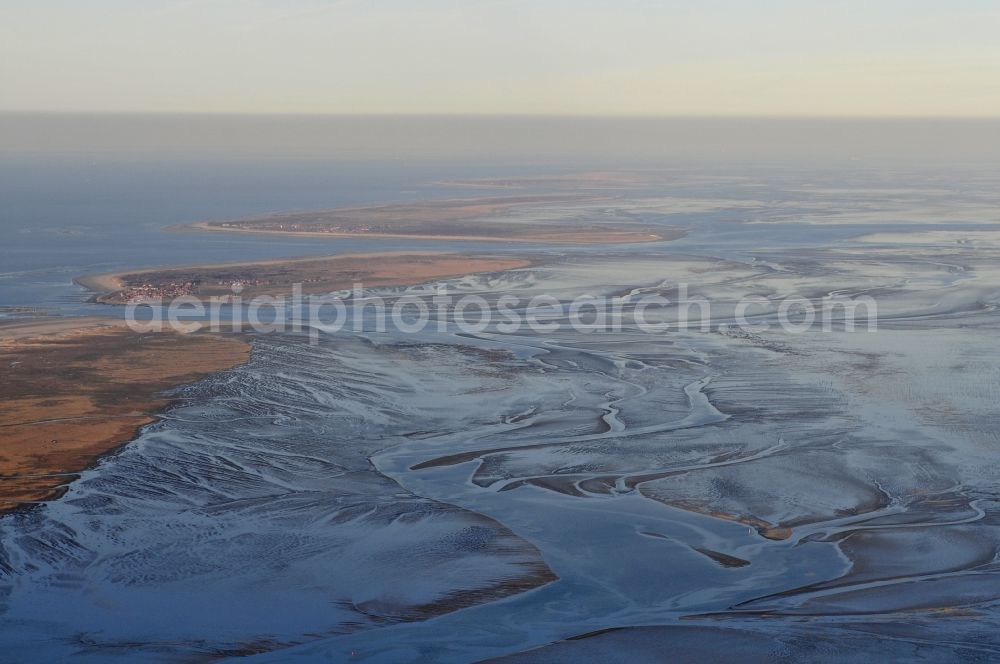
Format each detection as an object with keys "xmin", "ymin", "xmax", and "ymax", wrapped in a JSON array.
[{"xmin": 3, "ymin": 0, "xmax": 1000, "ymax": 116}]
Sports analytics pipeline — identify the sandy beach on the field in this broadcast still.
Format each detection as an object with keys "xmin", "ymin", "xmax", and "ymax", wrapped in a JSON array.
[{"xmin": 185, "ymin": 220, "xmax": 668, "ymax": 244}]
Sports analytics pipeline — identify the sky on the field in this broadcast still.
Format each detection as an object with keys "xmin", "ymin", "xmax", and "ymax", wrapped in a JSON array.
[{"xmin": 3, "ymin": 0, "xmax": 1000, "ymax": 116}]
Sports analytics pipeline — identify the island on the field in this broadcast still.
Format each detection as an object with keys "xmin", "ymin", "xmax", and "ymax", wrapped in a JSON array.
[
  {"xmin": 178, "ymin": 194, "xmax": 676, "ymax": 244},
  {"xmin": 77, "ymin": 252, "xmax": 533, "ymax": 304}
]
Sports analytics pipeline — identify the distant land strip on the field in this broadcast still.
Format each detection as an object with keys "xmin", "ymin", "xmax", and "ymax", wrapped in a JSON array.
[
  {"xmin": 76, "ymin": 252, "xmax": 535, "ymax": 304},
  {"xmin": 171, "ymin": 194, "xmax": 677, "ymax": 245}
]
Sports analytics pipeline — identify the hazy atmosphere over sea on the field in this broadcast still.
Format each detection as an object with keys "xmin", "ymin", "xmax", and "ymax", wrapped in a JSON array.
[{"xmin": 4, "ymin": 2, "xmax": 1000, "ymax": 662}]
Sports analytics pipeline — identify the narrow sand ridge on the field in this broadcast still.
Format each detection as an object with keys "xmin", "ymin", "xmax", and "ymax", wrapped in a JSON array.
[{"xmin": 178, "ymin": 194, "xmax": 677, "ymax": 244}]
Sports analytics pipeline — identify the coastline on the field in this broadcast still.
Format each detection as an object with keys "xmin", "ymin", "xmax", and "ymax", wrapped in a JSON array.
[
  {"xmin": 179, "ymin": 220, "xmax": 670, "ymax": 244},
  {"xmin": 73, "ymin": 273, "xmax": 123, "ymax": 295},
  {"xmin": 163, "ymin": 192, "xmax": 678, "ymax": 245},
  {"xmin": 0, "ymin": 315, "xmax": 126, "ymax": 340},
  {"xmin": 76, "ymin": 251, "xmax": 537, "ymax": 303},
  {"xmin": 0, "ymin": 320, "xmax": 252, "ymax": 513},
  {"xmin": 6, "ymin": 251, "xmax": 537, "ymax": 513}
]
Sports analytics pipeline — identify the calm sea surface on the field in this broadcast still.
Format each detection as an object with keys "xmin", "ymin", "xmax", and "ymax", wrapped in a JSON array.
[
  {"xmin": 3, "ymin": 114, "xmax": 998, "ymax": 310},
  {"xmin": 0, "ymin": 155, "xmax": 537, "ymax": 310}
]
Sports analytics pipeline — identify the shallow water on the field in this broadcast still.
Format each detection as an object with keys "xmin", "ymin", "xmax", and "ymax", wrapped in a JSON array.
[{"xmin": 3, "ymin": 120, "xmax": 1000, "ymax": 660}]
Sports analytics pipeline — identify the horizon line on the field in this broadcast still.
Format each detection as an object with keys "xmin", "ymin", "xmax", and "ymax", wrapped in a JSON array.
[{"xmin": 3, "ymin": 110, "xmax": 1000, "ymax": 122}]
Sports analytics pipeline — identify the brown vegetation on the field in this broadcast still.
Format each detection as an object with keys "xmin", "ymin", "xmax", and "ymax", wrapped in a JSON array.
[
  {"xmin": 0, "ymin": 321, "xmax": 250, "ymax": 512},
  {"xmin": 79, "ymin": 252, "xmax": 534, "ymax": 303}
]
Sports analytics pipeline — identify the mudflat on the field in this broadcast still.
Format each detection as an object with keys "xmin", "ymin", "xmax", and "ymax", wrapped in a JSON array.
[{"xmin": 0, "ymin": 321, "xmax": 250, "ymax": 512}]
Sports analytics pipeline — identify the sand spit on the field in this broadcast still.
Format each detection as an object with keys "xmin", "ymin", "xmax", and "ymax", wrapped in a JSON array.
[{"xmin": 175, "ymin": 194, "xmax": 675, "ymax": 245}]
